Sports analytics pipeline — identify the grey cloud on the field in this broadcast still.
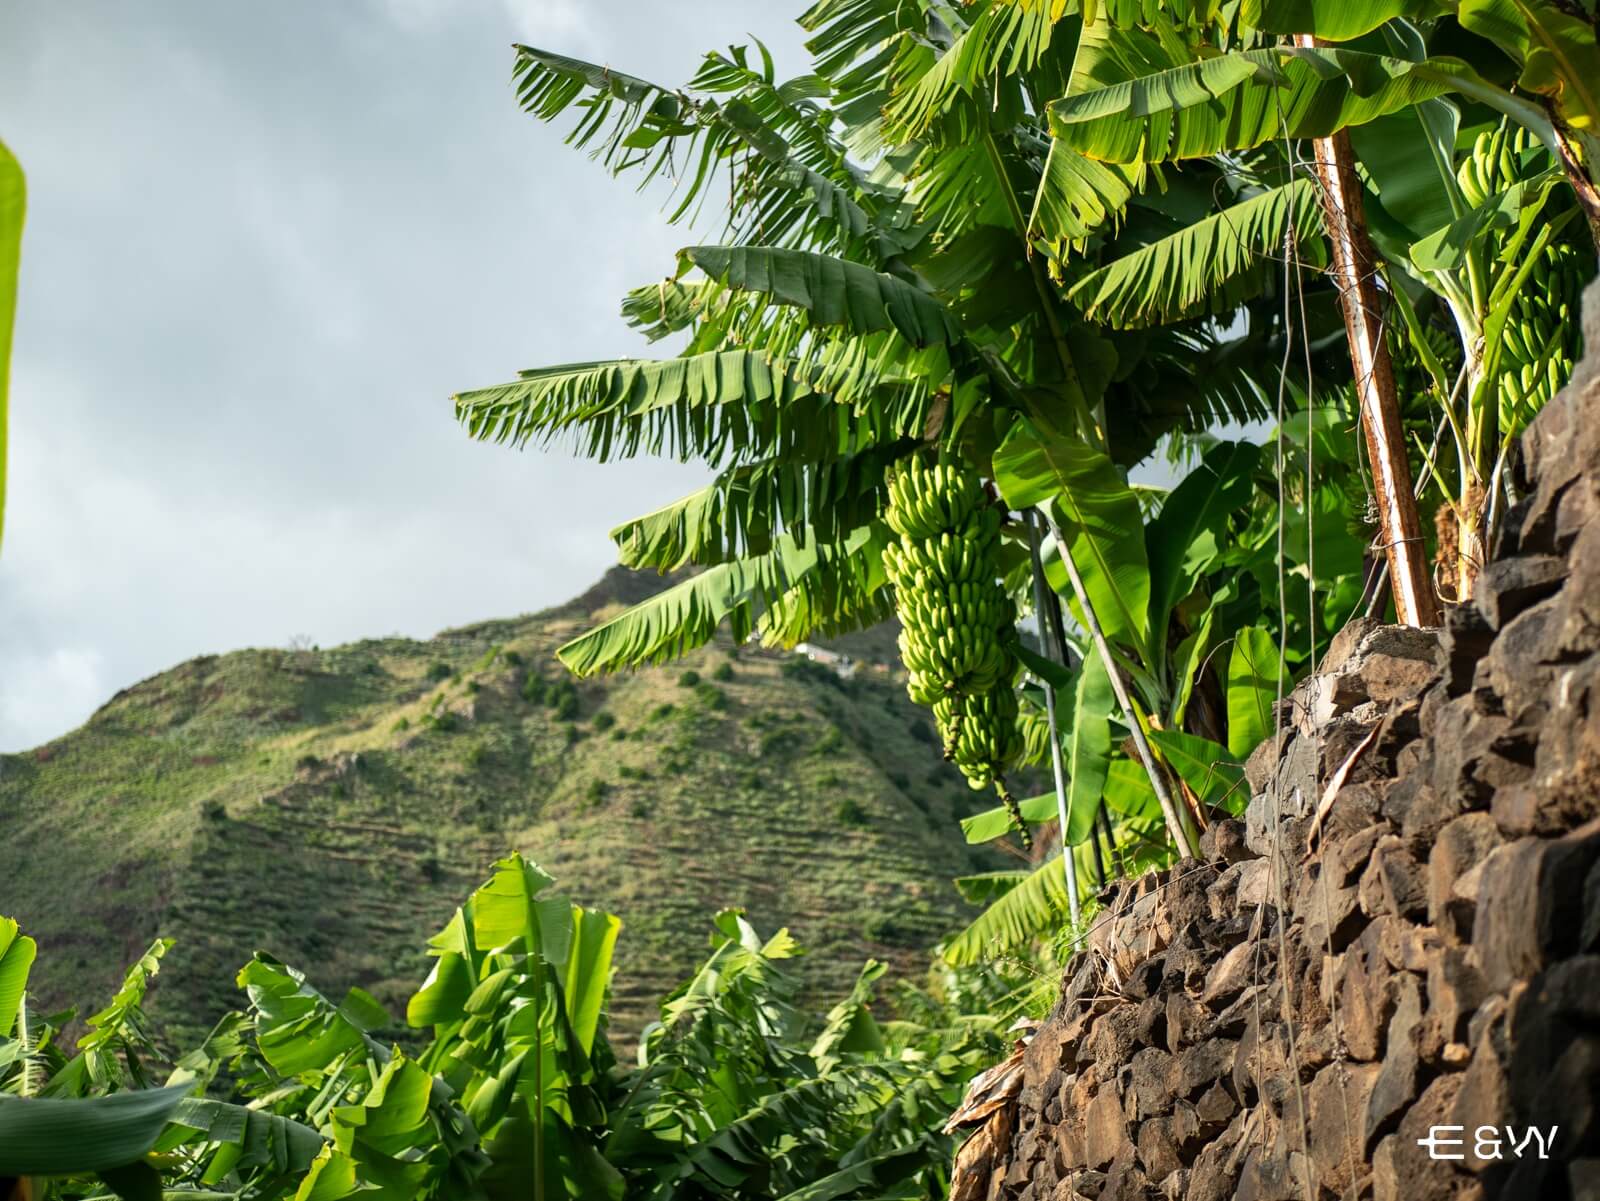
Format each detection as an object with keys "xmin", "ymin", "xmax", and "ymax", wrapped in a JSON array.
[{"xmin": 0, "ymin": 1, "xmax": 809, "ymax": 749}]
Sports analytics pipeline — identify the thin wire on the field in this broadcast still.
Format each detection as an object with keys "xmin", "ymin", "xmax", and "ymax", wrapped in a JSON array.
[
  {"xmin": 1263, "ymin": 60, "xmax": 1315, "ymax": 1201},
  {"xmin": 1288, "ymin": 127, "xmax": 1361, "ymax": 1201}
]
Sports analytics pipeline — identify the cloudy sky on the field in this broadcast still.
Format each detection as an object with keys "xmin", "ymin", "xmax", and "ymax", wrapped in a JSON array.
[{"xmin": 0, "ymin": 2, "xmax": 809, "ymax": 750}]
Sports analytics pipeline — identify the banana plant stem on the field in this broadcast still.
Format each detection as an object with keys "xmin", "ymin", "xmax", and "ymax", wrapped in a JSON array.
[
  {"xmin": 1027, "ymin": 511, "xmax": 1081, "ymax": 925},
  {"xmin": 1038, "ymin": 561, "xmax": 1109, "ymax": 890},
  {"xmin": 1042, "ymin": 510, "xmax": 1199, "ymax": 860}
]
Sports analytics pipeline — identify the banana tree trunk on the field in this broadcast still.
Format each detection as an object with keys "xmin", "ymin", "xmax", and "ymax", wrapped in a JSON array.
[{"xmin": 1295, "ymin": 37, "xmax": 1439, "ymax": 627}]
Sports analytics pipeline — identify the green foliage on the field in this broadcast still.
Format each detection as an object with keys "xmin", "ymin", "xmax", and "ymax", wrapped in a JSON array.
[
  {"xmin": 0, "ymin": 866, "xmax": 1001, "ymax": 1201},
  {"xmin": 834, "ymin": 797, "xmax": 869, "ymax": 827},
  {"xmin": 711, "ymin": 661, "xmax": 734, "ymax": 681},
  {"xmin": 676, "ymin": 669, "xmax": 700, "ymax": 687}
]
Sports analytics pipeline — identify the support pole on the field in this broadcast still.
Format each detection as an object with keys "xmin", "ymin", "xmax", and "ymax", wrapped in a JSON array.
[
  {"xmin": 1027, "ymin": 512, "xmax": 1081, "ymax": 926},
  {"xmin": 1042, "ymin": 510, "xmax": 1199, "ymax": 859},
  {"xmin": 1294, "ymin": 35, "xmax": 1438, "ymax": 626}
]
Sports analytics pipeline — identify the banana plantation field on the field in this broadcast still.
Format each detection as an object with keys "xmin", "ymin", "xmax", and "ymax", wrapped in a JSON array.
[{"xmin": 2, "ymin": 0, "xmax": 1597, "ymax": 1198}]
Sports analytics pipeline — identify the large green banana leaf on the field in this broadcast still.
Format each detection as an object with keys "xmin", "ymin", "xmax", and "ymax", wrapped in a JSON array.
[
  {"xmin": 1068, "ymin": 180, "xmax": 1323, "ymax": 328},
  {"xmin": 1227, "ymin": 625, "xmax": 1287, "ymax": 759},
  {"xmin": 0, "ymin": 138, "xmax": 21, "ymax": 553},
  {"xmin": 1242, "ymin": 0, "xmax": 1446, "ymax": 40},
  {"xmin": 1458, "ymin": 0, "xmax": 1600, "ymax": 135},
  {"xmin": 1061, "ymin": 653, "xmax": 1113, "ymax": 845},
  {"xmin": 992, "ymin": 417, "xmax": 1151, "ymax": 658},
  {"xmin": 1144, "ymin": 440, "xmax": 1261, "ymax": 638},
  {"xmin": 0, "ymin": 917, "xmax": 34, "ymax": 1039},
  {"xmin": 0, "ymin": 1087, "xmax": 187, "ymax": 1175},
  {"xmin": 555, "ymin": 524, "xmax": 885, "ymax": 675},
  {"xmin": 943, "ymin": 847, "xmax": 1094, "ymax": 966},
  {"xmin": 682, "ymin": 246, "xmax": 961, "ymax": 347},
  {"xmin": 1048, "ymin": 46, "xmax": 1457, "ymax": 164},
  {"xmin": 1147, "ymin": 728, "xmax": 1247, "ymax": 816}
]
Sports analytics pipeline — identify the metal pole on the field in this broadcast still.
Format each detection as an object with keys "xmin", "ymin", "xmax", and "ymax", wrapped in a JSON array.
[
  {"xmin": 1027, "ymin": 512, "xmax": 1081, "ymax": 926},
  {"xmin": 1041, "ymin": 510, "xmax": 1199, "ymax": 859}
]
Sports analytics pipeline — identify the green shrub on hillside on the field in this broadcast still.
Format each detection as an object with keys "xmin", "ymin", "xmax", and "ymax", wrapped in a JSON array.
[{"xmin": 835, "ymin": 796, "xmax": 869, "ymax": 826}]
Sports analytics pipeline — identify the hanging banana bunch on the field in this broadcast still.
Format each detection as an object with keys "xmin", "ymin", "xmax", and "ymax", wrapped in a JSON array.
[
  {"xmin": 1456, "ymin": 123, "xmax": 1584, "ymax": 438},
  {"xmin": 882, "ymin": 459, "xmax": 1029, "ymax": 846},
  {"xmin": 1498, "ymin": 239, "xmax": 1582, "ymax": 437}
]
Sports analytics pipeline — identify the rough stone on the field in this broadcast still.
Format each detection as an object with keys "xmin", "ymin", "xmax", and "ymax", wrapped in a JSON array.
[
  {"xmin": 1084, "ymin": 1087, "xmax": 1127, "ymax": 1170},
  {"xmin": 1427, "ymin": 814, "xmax": 1503, "ymax": 940},
  {"xmin": 1307, "ymin": 1061, "xmax": 1381, "ymax": 1195},
  {"xmin": 1476, "ymin": 553, "xmax": 1569, "ymax": 631},
  {"xmin": 1198, "ymin": 818, "xmax": 1251, "ymax": 865},
  {"xmin": 1365, "ymin": 972, "xmax": 1422, "ymax": 1148},
  {"xmin": 1474, "ymin": 818, "xmax": 1600, "ymax": 991},
  {"xmin": 1136, "ymin": 1115, "xmax": 1181, "ymax": 1184},
  {"xmin": 957, "ymin": 352, "xmax": 1600, "ymax": 1201},
  {"xmin": 1359, "ymin": 835, "xmax": 1427, "ymax": 920}
]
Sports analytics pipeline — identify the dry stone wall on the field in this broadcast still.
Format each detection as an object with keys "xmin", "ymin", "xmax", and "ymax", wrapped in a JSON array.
[{"xmin": 951, "ymin": 285, "xmax": 1600, "ymax": 1201}]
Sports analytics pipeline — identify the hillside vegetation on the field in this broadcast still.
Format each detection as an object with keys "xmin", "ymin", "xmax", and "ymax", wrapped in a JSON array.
[{"xmin": 0, "ymin": 569, "xmax": 1001, "ymax": 1046}]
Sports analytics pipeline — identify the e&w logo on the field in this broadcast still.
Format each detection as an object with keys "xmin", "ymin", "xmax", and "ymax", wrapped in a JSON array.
[{"xmin": 1417, "ymin": 1126, "xmax": 1559, "ymax": 1161}]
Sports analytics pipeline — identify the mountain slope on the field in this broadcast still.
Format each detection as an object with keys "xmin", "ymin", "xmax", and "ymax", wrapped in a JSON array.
[{"xmin": 0, "ymin": 569, "xmax": 1004, "ymax": 1046}]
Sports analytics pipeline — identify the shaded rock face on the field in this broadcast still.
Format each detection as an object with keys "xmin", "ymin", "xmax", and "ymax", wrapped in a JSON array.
[{"xmin": 959, "ymin": 289, "xmax": 1600, "ymax": 1200}]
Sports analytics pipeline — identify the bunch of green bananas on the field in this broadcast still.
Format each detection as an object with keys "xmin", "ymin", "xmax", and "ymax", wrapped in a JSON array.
[
  {"xmin": 1499, "ymin": 239, "xmax": 1581, "ymax": 436},
  {"xmin": 1455, "ymin": 122, "xmax": 1527, "ymax": 209},
  {"xmin": 883, "ymin": 459, "xmax": 1029, "ymax": 844},
  {"xmin": 1455, "ymin": 123, "xmax": 1582, "ymax": 436}
]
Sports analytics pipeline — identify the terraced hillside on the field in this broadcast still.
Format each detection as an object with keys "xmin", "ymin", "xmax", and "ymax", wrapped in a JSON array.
[{"xmin": 0, "ymin": 569, "xmax": 1006, "ymax": 1048}]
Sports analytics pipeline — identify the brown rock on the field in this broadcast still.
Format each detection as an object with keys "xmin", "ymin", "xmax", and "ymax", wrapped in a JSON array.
[
  {"xmin": 1101, "ymin": 1136, "xmax": 1148, "ymax": 1201},
  {"xmin": 1474, "ymin": 818, "xmax": 1600, "ymax": 991},
  {"xmin": 1053, "ymin": 1123, "xmax": 1087, "ymax": 1174},
  {"xmin": 1451, "ymin": 1031, "xmax": 1509, "ymax": 1175},
  {"xmin": 1360, "ymin": 835, "xmax": 1428, "ymax": 920},
  {"xmin": 1427, "ymin": 814, "xmax": 1503, "ymax": 940},
  {"xmin": 1195, "ymin": 1080, "xmax": 1236, "ymax": 1127},
  {"xmin": 1202, "ymin": 942, "xmax": 1253, "ymax": 1006},
  {"xmin": 1425, "ymin": 946, "xmax": 1488, "ymax": 1052},
  {"xmin": 1365, "ymin": 914, "xmax": 1441, "ymax": 974},
  {"xmin": 1199, "ymin": 817, "xmax": 1252, "ymax": 864},
  {"xmin": 1172, "ymin": 1038, "xmax": 1236, "ymax": 1100},
  {"xmin": 1129, "ymin": 1046, "xmax": 1175, "ymax": 1119},
  {"xmin": 1390, "ymin": 1074, "xmax": 1473, "ymax": 1201},
  {"xmin": 1084, "ymin": 1086, "xmax": 1128, "ymax": 1170},
  {"xmin": 1183, "ymin": 1133, "xmax": 1242, "ymax": 1201},
  {"xmin": 1307, "ymin": 1061, "xmax": 1381, "ymax": 1195},
  {"xmin": 1327, "ymin": 939, "xmax": 1395, "ymax": 1062},
  {"xmin": 1165, "ymin": 992, "xmax": 1211, "ymax": 1054},
  {"xmin": 1083, "ymin": 1007, "xmax": 1142, "ymax": 1070},
  {"xmin": 1137, "ymin": 1116, "xmax": 1181, "ymax": 1185},
  {"xmin": 1294, "ymin": 862, "xmax": 1363, "ymax": 953},
  {"xmin": 1366, "ymin": 972, "xmax": 1423, "ymax": 1147},
  {"xmin": 1475, "ymin": 553, "xmax": 1569, "ymax": 631},
  {"xmin": 1334, "ymin": 824, "xmax": 1388, "ymax": 885}
]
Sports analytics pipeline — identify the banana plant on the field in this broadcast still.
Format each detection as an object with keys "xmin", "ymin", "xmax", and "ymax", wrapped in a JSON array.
[
  {"xmin": 0, "ymin": 860, "xmax": 1003, "ymax": 1201},
  {"xmin": 1368, "ymin": 110, "xmax": 1595, "ymax": 598}
]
